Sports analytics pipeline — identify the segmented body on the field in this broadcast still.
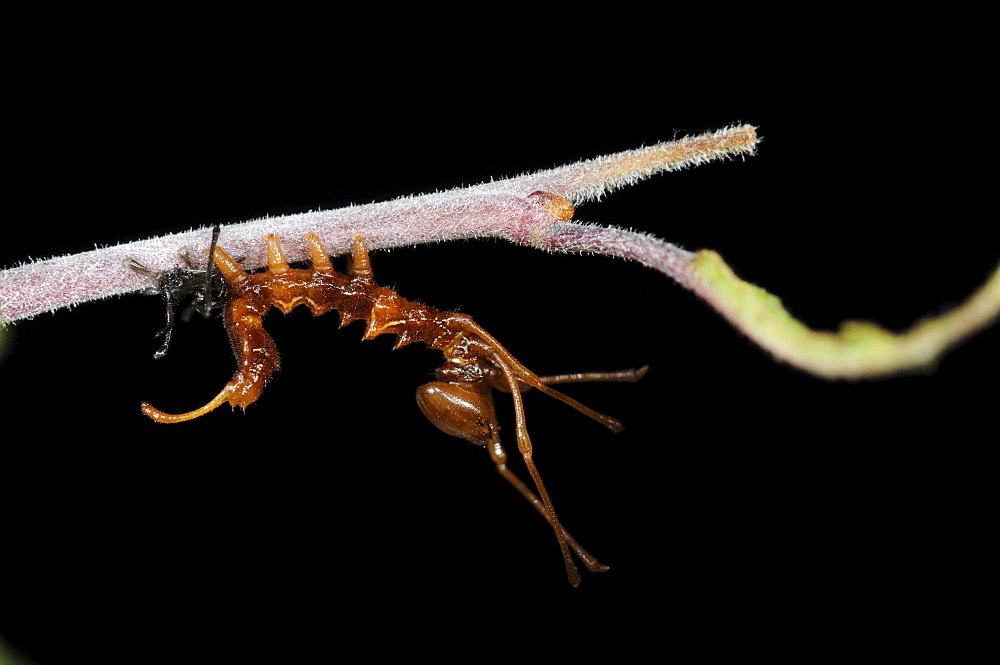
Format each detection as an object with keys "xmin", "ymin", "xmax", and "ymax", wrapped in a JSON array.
[
  {"xmin": 215, "ymin": 232, "xmax": 485, "ymax": 410},
  {"xmin": 140, "ymin": 222, "xmax": 645, "ymax": 586}
]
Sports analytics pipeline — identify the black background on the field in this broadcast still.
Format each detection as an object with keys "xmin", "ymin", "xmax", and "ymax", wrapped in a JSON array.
[{"xmin": 1, "ymin": 24, "xmax": 997, "ymax": 665}]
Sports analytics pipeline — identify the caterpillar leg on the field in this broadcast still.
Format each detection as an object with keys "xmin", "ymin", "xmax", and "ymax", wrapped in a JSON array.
[{"xmin": 347, "ymin": 233, "xmax": 374, "ymax": 280}]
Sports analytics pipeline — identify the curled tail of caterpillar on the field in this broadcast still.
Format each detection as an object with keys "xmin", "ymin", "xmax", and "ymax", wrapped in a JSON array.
[{"xmin": 139, "ymin": 228, "xmax": 647, "ymax": 587}]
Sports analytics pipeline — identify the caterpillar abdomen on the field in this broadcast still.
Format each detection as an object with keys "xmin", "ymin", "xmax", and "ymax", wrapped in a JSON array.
[{"xmin": 143, "ymin": 233, "xmax": 461, "ymax": 421}]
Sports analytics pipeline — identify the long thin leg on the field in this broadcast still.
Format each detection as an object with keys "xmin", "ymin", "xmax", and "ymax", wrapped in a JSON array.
[
  {"xmin": 484, "ymin": 437, "xmax": 609, "ymax": 573},
  {"xmin": 536, "ymin": 365, "xmax": 649, "ymax": 386},
  {"xmin": 491, "ymin": 355, "xmax": 581, "ymax": 586},
  {"xmin": 194, "ymin": 225, "xmax": 222, "ymax": 317},
  {"xmin": 457, "ymin": 318, "xmax": 627, "ymax": 432}
]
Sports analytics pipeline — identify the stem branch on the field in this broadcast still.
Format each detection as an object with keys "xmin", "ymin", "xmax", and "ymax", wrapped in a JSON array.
[{"xmin": 2, "ymin": 124, "xmax": 996, "ymax": 379}]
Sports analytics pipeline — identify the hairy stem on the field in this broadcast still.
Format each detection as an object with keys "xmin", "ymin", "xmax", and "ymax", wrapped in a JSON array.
[
  {"xmin": 1, "ymin": 123, "xmax": 997, "ymax": 379},
  {"xmin": 0, "ymin": 125, "xmax": 757, "ymax": 325}
]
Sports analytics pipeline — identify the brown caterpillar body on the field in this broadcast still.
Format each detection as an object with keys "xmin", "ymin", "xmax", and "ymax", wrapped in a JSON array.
[{"xmin": 141, "ymin": 222, "xmax": 647, "ymax": 586}]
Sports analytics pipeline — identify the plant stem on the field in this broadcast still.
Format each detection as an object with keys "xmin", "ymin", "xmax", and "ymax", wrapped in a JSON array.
[
  {"xmin": 2, "ymin": 123, "xmax": 997, "ymax": 380},
  {"xmin": 0, "ymin": 125, "xmax": 756, "ymax": 325}
]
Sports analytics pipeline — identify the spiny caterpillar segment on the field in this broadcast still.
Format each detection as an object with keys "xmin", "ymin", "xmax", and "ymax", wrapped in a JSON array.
[{"xmin": 140, "ymin": 210, "xmax": 646, "ymax": 586}]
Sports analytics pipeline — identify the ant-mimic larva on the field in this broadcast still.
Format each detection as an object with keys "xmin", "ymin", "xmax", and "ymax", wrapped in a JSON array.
[{"xmin": 133, "ymin": 193, "xmax": 647, "ymax": 587}]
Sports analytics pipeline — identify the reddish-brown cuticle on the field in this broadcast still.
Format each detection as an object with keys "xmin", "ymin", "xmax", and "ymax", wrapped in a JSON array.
[{"xmin": 139, "ymin": 231, "xmax": 643, "ymax": 586}]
